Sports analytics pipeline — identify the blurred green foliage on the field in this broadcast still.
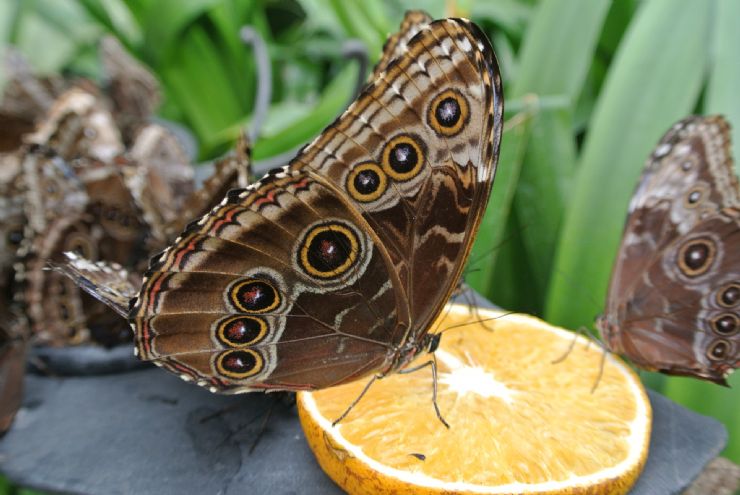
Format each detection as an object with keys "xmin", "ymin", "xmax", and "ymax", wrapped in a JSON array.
[{"xmin": 1, "ymin": 2, "xmax": 738, "ymax": 492}]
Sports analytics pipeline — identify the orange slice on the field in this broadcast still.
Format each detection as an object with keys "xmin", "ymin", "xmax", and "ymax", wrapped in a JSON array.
[{"xmin": 298, "ymin": 304, "xmax": 651, "ymax": 495}]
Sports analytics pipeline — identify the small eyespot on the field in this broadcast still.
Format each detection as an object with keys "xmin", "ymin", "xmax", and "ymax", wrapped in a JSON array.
[
  {"xmin": 347, "ymin": 162, "xmax": 387, "ymax": 202},
  {"xmin": 681, "ymin": 156, "xmax": 696, "ymax": 171},
  {"xmin": 717, "ymin": 283, "xmax": 740, "ymax": 308},
  {"xmin": 216, "ymin": 316, "xmax": 268, "ymax": 347},
  {"xmin": 298, "ymin": 222, "xmax": 359, "ymax": 279},
  {"xmin": 64, "ymin": 231, "xmax": 96, "ymax": 260},
  {"xmin": 706, "ymin": 340, "xmax": 731, "ymax": 361},
  {"xmin": 677, "ymin": 238, "xmax": 716, "ymax": 277},
  {"xmin": 427, "ymin": 89, "xmax": 470, "ymax": 137},
  {"xmin": 711, "ymin": 313, "xmax": 738, "ymax": 336},
  {"xmin": 6, "ymin": 227, "xmax": 23, "ymax": 247},
  {"xmin": 381, "ymin": 134, "xmax": 425, "ymax": 181},
  {"xmin": 215, "ymin": 349, "xmax": 263, "ymax": 379},
  {"xmin": 684, "ymin": 186, "xmax": 705, "ymax": 208},
  {"xmin": 228, "ymin": 279, "xmax": 280, "ymax": 313}
]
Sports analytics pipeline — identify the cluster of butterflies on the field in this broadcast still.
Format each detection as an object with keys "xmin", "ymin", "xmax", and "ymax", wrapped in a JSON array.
[
  {"xmin": 0, "ymin": 38, "xmax": 250, "ymax": 430},
  {"xmin": 1, "ymin": 11, "xmax": 738, "ymax": 434}
]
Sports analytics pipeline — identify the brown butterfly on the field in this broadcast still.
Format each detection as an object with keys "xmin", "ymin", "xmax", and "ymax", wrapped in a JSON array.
[
  {"xmin": 597, "ymin": 115, "xmax": 739, "ymax": 385},
  {"xmin": 0, "ymin": 322, "xmax": 26, "ymax": 435},
  {"xmin": 25, "ymin": 86, "xmax": 124, "ymax": 162},
  {"xmin": 61, "ymin": 16, "xmax": 503, "ymax": 411},
  {"xmin": 99, "ymin": 36, "xmax": 161, "ymax": 144},
  {"xmin": 0, "ymin": 49, "xmax": 67, "ymax": 151}
]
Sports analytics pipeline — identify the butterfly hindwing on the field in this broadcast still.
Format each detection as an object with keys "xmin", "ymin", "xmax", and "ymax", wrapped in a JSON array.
[{"xmin": 602, "ymin": 116, "xmax": 740, "ymax": 383}]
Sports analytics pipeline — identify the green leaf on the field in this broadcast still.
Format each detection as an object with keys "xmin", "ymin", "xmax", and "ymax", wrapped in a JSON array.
[
  {"xmin": 253, "ymin": 63, "xmax": 356, "ymax": 160},
  {"xmin": 706, "ymin": 0, "xmax": 740, "ymax": 171},
  {"xmin": 467, "ymin": 110, "xmax": 533, "ymax": 297},
  {"xmin": 140, "ymin": 0, "xmax": 222, "ymax": 64},
  {"xmin": 507, "ymin": 0, "xmax": 610, "ymax": 313},
  {"xmin": 545, "ymin": 0, "xmax": 713, "ymax": 329}
]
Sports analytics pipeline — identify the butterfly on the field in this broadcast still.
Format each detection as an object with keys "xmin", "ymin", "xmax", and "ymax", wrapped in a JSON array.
[
  {"xmin": 99, "ymin": 36, "xmax": 161, "ymax": 144},
  {"xmin": 60, "ymin": 15, "xmax": 503, "ymax": 403},
  {"xmin": 597, "ymin": 115, "xmax": 739, "ymax": 385},
  {"xmin": 0, "ymin": 321, "xmax": 26, "ymax": 435}
]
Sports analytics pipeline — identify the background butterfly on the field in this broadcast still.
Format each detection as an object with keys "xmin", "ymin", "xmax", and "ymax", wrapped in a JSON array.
[{"xmin": 597, "ymin": 115, "xmax": 739, "ymax": 384}]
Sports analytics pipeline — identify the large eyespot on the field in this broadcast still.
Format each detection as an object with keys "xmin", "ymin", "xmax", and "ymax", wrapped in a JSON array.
[
  {"xmin": 347, "ymin": 162, "xmax": 387, "ymax": 202},
  {"xmin": 716, "ymin": 283, "xmax": 740, "ymax": 308},
  {"xmin": 381, "ymin": 135, "xmax": 425, "ymax": 181},
  {"xmin": 427, "ymin": 89, "xmax": 470, "ymax": 137},
  {"xmin": 711, "ymin": 313, "xmax": 738, "ymax": 336},
  {"xmin": 298, "ymin": 222, "xmax": 359, "ymax": 279},
  {"xmin": 216, "ymin": 316, "xmax": 267, "ymax": 347},
  {"xmin": 228, "ymin": 279, "xmax": 280, "ymax": 314},
  {"xmin": 215, "ymin": 349, "xmax": 263, "ymax": 379},
  {"xmin": 677, "ymin": 237, "xmax": 716, "ymax": 277},
  {"xmin": 706, "ymin": 339, "xmax": 731, "ymax": 361}
]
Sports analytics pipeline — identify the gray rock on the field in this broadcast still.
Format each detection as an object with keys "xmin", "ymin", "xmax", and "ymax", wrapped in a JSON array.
[{"xmin": 0, "ymin": 367, "xmax": 727, "ymax": 495}]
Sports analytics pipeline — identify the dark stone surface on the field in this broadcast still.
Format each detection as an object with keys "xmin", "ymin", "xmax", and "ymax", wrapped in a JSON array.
[
  {"xmin": 0, "ymin": 367, "xmax": 728, "ymax": 495},
  {"xmin": 30, "ymin": 345, "xmax": 145, "ymax": 376}
]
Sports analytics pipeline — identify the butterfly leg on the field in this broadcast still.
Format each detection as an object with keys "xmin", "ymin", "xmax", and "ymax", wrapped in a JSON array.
[
  {"xmin": 332, "ymin": 374, "xmax": 379, "ymax": 427},
  {"xmin": 551, "ymin": 325, "xmax": 588, "ymax": 364},
  {"xmin": 397, "ymin": 355, "xmax": 450, "ymax": 429}
]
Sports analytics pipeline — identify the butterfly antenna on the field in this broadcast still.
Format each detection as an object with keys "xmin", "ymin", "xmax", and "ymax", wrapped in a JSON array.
[{"xmin": 438, "ymin": 311, "xmax": 518, "ymax": 337}]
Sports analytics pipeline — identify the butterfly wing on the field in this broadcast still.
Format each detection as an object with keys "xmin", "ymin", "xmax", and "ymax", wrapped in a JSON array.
[
  {"xmin": 26, "ymin": 87, "xmax": 124, "ymax": 162},
  {"xmin": 291, "ymin": 18, "xmax": 503, "ymax": 339},
  {"xmin": 0, "ymin": 324, "xmax": 26, "ymax": 435},
  {"xmin": 602, "ymin": 116, "xmax": 739, "ymax": 383},
  {"xmin": 370, "ymin": 10, "xmax": 433, "ymax": 81},
  {"xmin": 128, "ymin": 18, "xmax": 502, "ymax": 393},
  {"xmin": 100, "ymin": 36, "xmax": 161, "ymax": 142}
]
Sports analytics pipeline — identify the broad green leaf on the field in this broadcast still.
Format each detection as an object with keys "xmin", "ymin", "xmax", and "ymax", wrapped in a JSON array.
[
  {"xmin": 159, "ymin": 25, "xmax": 248, "ymax": 156},
  {"xmin": 77, "ymin": 0, "xmax": 142, "ymax": 46},
  {"xmin": 253, "ymin": 64, "xmax": 356, "ymax": 160},
  {"xmin": 507, "ymin": 0, "xmax": 610, "ymax": 313},
  {"xmin": 546, "ymin": 0, "xmax": 712, "ymax": 329},
  {"xmin": 140, "ymin": 0, "xmax": 222, "ymax": 64},
  {"xmin": 467, "ymin": 110, "xmax": 533, "ymax": 296},
  {"xmin": 470, "ymin": 0, "xmax": 532, "ymax": 37},
  {"xmin": 706, "ymin": 0, "xmax": 740, "ymax": 170}
]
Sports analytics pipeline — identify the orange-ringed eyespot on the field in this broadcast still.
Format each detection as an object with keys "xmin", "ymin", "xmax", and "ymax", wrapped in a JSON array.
[
  {"xmin": 381, "ymin": 135, "xmax": 424, "ymax": 181},
  {"xmin": 229, "ymin": 279, "xmax": 280, "ymax": 313},
  {"xmin": 707, "ymin": 340, "xmax": 730, "ymax": 361},
  {"xmin": 677, "ymin": 238, "xmax": 715, "ymax": 277},
  {"xmin": 347, "ymin": 162, "xmax": 387, "ymax": 202},
  {"xmin": 216, "ymin": 316, "xmax": 268, "ymax": 347},
  {"xmin": 299, "ymin": 222, "xmax": 359, "ymax": 279},
  {"xmin": 717, "ymin": 284, "xmax": 740, "ymax": 307},
  {"xmin": 216, "ymin": 349, "xmax": 263, "ymax": 379},
  {"xmin": 428, "ymin": 89, "xmax": 469, "ymax": 137},
  {"xmin": 712, "ymin": 313, "xmax": 738, "ymax": 336}
]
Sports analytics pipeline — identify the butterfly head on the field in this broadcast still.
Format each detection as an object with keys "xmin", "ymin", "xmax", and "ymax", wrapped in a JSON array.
[{"xmin": 595, "ymin": 313, "xmax": 621, "ymax": 353}]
